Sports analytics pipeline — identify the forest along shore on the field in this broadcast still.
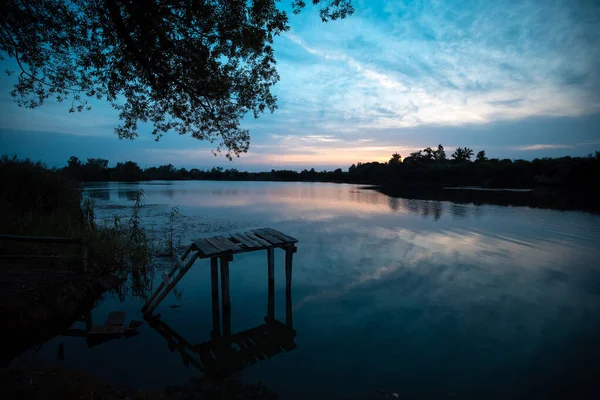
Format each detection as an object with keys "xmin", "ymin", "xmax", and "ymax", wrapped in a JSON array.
[
  {"xmin": 55, "ymin": 149, "xmax": 600, "ymax": 212},
  {"xmin": 59, "ymin": 147, "xmax": 600, "ymax": 192}
]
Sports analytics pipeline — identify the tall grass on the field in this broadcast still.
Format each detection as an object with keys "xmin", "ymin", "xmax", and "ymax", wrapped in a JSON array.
[
  {"xmin": 82, "ymin": 195, "xmax": 151, "ymax": 272},
  {"xmin": 166, "ymin": 205, "xmax": 180, "ymax": 256},
  {"xmin": 0, "ymin": 155, "xmax": 151, "ymax": 273},
  {"xmin": 0, "ymin": 155, "xmax": 84, "ymax": 237}
]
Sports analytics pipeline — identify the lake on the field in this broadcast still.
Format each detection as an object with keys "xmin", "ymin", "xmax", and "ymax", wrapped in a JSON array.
[{"xmin": 11, "ymin": 181, "xmax": 600, "ymax": 399}]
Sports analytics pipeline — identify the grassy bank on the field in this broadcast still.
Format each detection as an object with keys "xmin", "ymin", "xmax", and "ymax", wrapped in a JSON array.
[
  {"xmin": 0, "ymin": 156, "xmax": 153, "ymax": 365},
  {"xmin": 0, "ymin": 155, "xmax": 151, "ymax": 270}
]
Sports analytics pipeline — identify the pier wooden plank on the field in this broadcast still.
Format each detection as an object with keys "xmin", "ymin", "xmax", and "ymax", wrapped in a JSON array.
[
  {"xmin": 252, "ymin": 229, "xmax": 283, "ymax": 245},
  {"xmin": 187, "ymin": 228, "xmax": 295, "ymax": 259},
  {"xmin": 193, "ymin": 239, "xmax": 221, "ymax": 257},
  {"xmin": 205, "ymin": 237, "xmax": 231, "ymax": 253},
  {"xmin": 228, "ymin": 233, "xmax": 250, "ymax": 248},
  {"xmin": 237, "ymin": 233, "xmax": 262, "ymax": 247},
  {"xmin": 244, "ymin": 232, "xmax": 271, "ymax": 247},
  {"xmin": 256, "ymin": 228, "xmax": 286, "ymax": 245},
  {"xmin": 215, "ymin": 236, "xmax": 241, "ymax": 251},
  {"xmin": 230, "ymin": 233, "xmax": 257, "ymax": 248},
  {"xmin": 264, "ymin": 228, "xmax": 298, "ymax": 243}
]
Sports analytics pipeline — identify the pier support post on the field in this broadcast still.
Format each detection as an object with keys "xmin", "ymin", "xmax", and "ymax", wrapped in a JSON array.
[
  {"xmin": 267, "ymin": 247, "xmax": 275, "ymax": 320},
  {"xmin": 210, "ymin": 257, "xmax": 220, "ymax": 338},
  {"xmin": 285, "ymin": 246, "xmax": 296, "ymax": 329},
  {"xmin": 220, "ymin": 255, "xmax": 232, "ymax": 336}
]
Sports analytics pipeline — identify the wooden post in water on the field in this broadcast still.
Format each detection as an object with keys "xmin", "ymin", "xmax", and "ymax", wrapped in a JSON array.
[
  {"xmin": 267, "ymin": 247, "xmax": 275, "ymax": 320},
  {"xmin": 210, "ymin": 257, "xmax": 220, "ymax": 338},
  {"xmin": 220, "ymin": 255, "xmax": 232, "ymax": 336},
  {"xmin": 285, "ymin": 246, "xmax": 296, "ymax": 329}
]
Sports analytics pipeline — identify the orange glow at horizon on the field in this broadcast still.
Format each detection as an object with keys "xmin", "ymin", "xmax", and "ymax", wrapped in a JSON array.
[{"xmin": 245, "ymin": 146, "xmax": 420, "ymax": 166}]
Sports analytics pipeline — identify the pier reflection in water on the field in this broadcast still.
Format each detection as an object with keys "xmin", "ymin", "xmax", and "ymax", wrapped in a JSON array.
[{"xmin": 146, "ymin": 264, "xmax": 297, "ymax": 379}]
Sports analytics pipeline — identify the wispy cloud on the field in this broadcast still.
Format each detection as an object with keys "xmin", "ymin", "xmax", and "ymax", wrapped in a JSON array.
[
  {"xmin": 513, "ymin": 140, "xmax": 600, "ymax": 151},
  {"xmin": 271, "ymin": 0, "xmax": 600, "ymax": 135},
  {"xmin": 514, "ymin": 144, "xmax": 575, "ymax": 151}
]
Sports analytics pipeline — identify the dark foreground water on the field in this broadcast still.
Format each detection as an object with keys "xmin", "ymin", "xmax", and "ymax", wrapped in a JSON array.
[{"xmin": 12, "ymin": 181, "xmax": 600, "ymax": 399}]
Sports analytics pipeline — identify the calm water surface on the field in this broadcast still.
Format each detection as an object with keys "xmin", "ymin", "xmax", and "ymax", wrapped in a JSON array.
[{"xmin": 13, "ymin": 181, "xmax": 600, "ymax": 399}]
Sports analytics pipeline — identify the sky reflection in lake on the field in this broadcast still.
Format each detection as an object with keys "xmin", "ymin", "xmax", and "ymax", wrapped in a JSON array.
[{"xmin": 14, "ymin": 181, "xmax": 600, "ymax": 399}]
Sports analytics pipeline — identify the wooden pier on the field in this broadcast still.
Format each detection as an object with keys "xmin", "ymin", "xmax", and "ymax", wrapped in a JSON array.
[
  {"xmin": 142, "ymin": 228, "xmax": 298, "ymax": 326},
  {"xmin": 143, "ymin": 227, "xmax": 298, "ymax": 377}
]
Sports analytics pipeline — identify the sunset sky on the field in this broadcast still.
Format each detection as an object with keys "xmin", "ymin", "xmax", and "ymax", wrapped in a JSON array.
[{"xmin": 1, "ymin": 0, "xmax": 599, "ymax": 170}]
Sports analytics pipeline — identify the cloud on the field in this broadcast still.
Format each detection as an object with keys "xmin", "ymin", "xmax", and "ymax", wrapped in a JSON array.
[
  {"xmin": 301, "ymin": 135, "xmax": 342, "ymax": 143},
  {"xmin": 514, "ymin": 144, "xmax": 575, "ymax": 151},
  {"xmin": 512, "ymin": 140, "xmax": 600, "ymax": 152},
  {"xmin": 273, "ymin": 0, "xmax": 600, "ymax": 134},
  {"xmin": 487, "ymin": 98, "xmax": 525, "ymax": 108}
]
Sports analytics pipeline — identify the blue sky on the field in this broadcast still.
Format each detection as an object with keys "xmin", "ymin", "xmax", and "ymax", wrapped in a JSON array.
[{"xmin": 1, "ymin": 0, "xmax": 599, "ymax": 170}]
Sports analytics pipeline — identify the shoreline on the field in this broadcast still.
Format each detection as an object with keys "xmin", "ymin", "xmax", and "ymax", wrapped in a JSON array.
[
  {"xmin": 0, "ymin": 367, "xmax": 160, "ymax": 400},
  {"xmin": 370, "ymin": 183, "xmax": 600, "ymax": 213},
  {"xmin": 0, "ymin": 266, "xmax": 121, "ymax": 367}
]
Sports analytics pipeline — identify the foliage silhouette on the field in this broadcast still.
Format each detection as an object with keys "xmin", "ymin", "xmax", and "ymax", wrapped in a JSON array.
[
  {"xmin": 54, "ymin": 147, "xmax": 600, "ymax": 197},
  {"xmin": 1, "ymin": 0, "xmax": 353, "ymax": 159}
]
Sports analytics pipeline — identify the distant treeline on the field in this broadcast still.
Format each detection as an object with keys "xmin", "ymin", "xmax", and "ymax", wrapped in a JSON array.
[
  {"xmin": 352, "ymin": 146, "xmax": 600, "ymax": 189},
  {"xmin": 58, "ymin": 145, "xmax": 600, "ymax": 189},
  {"xmin": 61, "ymin": 155, "xmax": 348, "ymax": 182}
]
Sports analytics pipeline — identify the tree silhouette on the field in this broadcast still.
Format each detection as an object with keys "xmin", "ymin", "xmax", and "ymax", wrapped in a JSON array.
[
  {"xmin": 451, "ymin": 147, "xmax": 474, "ymax": 162},
  {"xmin": 476, "ymin": 150, "xmax": 488, "ymax": 162},
  {"xmin": 81, "ymin": 157, "xmax": 109, "ymax": 180},
  {"xmin": 405, "ymin": 150, "xmax": 423, "ymax": 164},
  {"xmin": 1, "ymin": 0, "xmax": 353, "ymax": 159},
  {"xmin": 464, "ymin": 148, "xmax": 474, "ymax": 161},
  {"xmin": 423, "ymin": 147, "xmax": 434, "ymax": 161},
  {"xmin": 434, "ymin": 144, "xmax": 446, "ymax": 161},
  {"xmin": 86, "ymin": 158, "xmax": 109, "ymax": 170},
  {"xmin": 67, "ymin": 156, "xmax": 82, "ymax": 169},
  {"xmin": 389, "ymin": 152, "xmax": 402, "ymax": 165},
  {"xmin": 112, "ymin": 161, "xmax": 142, "ymax": 181}
]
